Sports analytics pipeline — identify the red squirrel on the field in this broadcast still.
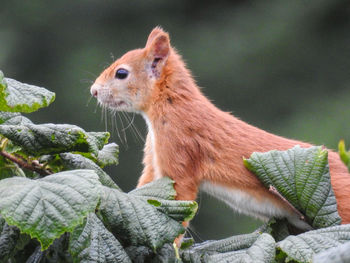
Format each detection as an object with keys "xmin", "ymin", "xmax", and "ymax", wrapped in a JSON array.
[{"xmin": 91, "ymin": 27, "xmax": 350, "ymax": 230}]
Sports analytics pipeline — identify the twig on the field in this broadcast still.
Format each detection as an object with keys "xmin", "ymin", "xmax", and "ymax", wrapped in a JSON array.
[
  {"xmin": 269, "ymin": 185, "xmax": 306, "ymax": 221},
  {"xmin": 0, "ymin": 150, "xmax": 52, "ymax": 176}
]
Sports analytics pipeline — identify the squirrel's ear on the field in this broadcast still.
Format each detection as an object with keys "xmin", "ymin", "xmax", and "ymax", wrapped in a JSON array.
[
  {"xmin": 146, "ymin": 29, "xmax": 170, "ymax": 59},
  {"xmin": 146, "ymin": 31, "xmax": 170, "ymax": 78},
  {"xmin": 146, "ymin": 26, "xmax": 165, "ymax": 47},
  {"xmin": 148, "ymin": 33, "xmax": 170, "ymax": 58}
]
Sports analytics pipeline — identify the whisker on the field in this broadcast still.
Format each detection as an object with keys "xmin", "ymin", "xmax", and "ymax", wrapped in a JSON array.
[
  {"xmin": 100, "ymin": 62, "xmax": 111, "ymax": 69},
  {"xmin": 94, "ymin": 100, "xmax": 100, "ymax": 113},
  {"xmin": 81, "ymin": 70, "xmax": 97, "ymax": 79},
  {"xmin": 121, "ymin": 112, "xmax": 137, "ymax": 140},
  {"xmin": 110, "ymin": 52, "xmax": 115, "ymax": 61},
  {"xmin": 117, "ymin": 111, "xmax": 128, "ymax": 147},
  {"xmin": 110, "ymin": 109, "xmax": 119, "ymax": 145},
  {"xmin": 130, "ymin": 116, "xmax": 145, "ymax": 142},
  {"xmin": 86, "ymin": 95, "xmax": 94, "ymax": 107},
  {"xmin": 99, "ymin": 103, "xmax": 104, "ymax": 123},
  {"xmin": 121, "ymin": 112, "xmax": 139, "ymax": 143},
  {"xmin": 122, "ymin": 112, "xmax": 144, "ymax": 143},
  {"xmin": 109, "ymin": 108, "xmax": 114, "ymax": 136},
  {"xmin": 110, "ymin": 108, "xmax": 116, "ymax": 135},
  {"xmin": 122, "ymin": 111, "xmax": 135, "ymax": 131},
  {"xmin": 104, "ymin": 105, "xmax": 108, "ymax": 131},
  {"xmin": 111, "ymin": 109, "xmax": 124, "ymax": 146},
  {"xmin": 186, "ymin": 224, "xmax": 204, "ymax": 242},
  {"xmin": 80, "ymin": 79, "xmax": 94, "ymax": 84}
]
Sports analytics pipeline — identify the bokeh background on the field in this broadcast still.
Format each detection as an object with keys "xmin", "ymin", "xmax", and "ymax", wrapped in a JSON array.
[{"xmin": 1, "ymin": 0, "xmax": 350, "ymax": 242}]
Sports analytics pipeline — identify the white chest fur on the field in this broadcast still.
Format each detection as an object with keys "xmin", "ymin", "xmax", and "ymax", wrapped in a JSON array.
[
  {"xmin": 200, "ymin": 181, "xmax": 311, "ymax": 230},
  {"xmin": 142, "ymin": 113, "xmax": 162, "ymax": 180}
]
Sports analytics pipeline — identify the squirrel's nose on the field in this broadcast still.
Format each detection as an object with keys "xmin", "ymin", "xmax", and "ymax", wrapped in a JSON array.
[{"xmin": 90, "ymin": 84, "xmax": 100, "ymax": 97}]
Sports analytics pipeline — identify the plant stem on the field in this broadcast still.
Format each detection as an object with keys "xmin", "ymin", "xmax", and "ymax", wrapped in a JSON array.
[
  {"xmin": 269, "ymin": 185, "xmax": 306, "ymax": 221},
  {"xmin": 0, "ymin": 150, "xmax": 52, "ymax": 176},
  {"xmin": 173, "ymin": 242, "xmax": 180, "ymax": 259}
]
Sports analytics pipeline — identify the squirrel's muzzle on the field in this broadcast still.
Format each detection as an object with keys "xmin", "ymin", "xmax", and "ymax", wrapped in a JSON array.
[{"xmin": 90, "ymin": 83, "xmax": 100, "ymax": 97}]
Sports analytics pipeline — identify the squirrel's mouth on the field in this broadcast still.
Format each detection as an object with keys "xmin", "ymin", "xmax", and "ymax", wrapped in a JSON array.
[
  {"xmin": 107, "ymin": 99, "xmax": 132, "ymax": 111},
  {"xmin": 95, "ymin": 89, "xmax": 132, "ymax": 111},
  {"xmin": 115, "ymin": 100, "xmax": 126, "ymax": 107}
]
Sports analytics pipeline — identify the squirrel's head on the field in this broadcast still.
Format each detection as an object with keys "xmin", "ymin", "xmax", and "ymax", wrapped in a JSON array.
[{"xmin": 90, "ymin": 26, "xmax": 171, "ymax": 112}]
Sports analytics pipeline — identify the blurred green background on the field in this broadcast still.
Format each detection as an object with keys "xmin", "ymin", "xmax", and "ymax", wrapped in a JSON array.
[{"xmin": 1, "ymin": 0, "xmax": 349, "ymax": 242}]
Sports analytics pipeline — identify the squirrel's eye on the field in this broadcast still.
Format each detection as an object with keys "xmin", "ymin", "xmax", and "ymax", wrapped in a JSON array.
[{"xmin": 115, "ymin": 68, "xmax": 129, "ymax": 79}]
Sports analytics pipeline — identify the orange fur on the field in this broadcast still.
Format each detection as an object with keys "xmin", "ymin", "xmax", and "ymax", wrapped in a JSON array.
[{"xmin": 91, "ymin": 27, "xmax": 350, "ymax": 227}]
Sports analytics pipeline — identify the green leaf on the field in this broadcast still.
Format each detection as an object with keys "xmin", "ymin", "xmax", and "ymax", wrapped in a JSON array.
[
  {"xmin": 0, "ymin": 111, "xmax": 33, "ymax": 125},
  {"xmin": 180, "ymin": 238, "xmax": 195, "ymax": 250},
  {"xmin": 96, "ymin": 143, "xmax": 119, "ymax": 167},
  {"xmin": 313, "ymin": 240, "xmax": 350, "ymax": 263},
  {"xmin": 338, "ymin": 140, "xmax": 350, "ymax": 172},
  {"xmin": 86, "ymin": 132, "xmax": 110, "ymax": 155},
  {"xmin": 99, "ymin": 186, "xmax": 186, "ymax": 251},
  {"xmin": 0, "ymin": 155, "xmax": 25, "ymax": 179},
  {"xmin": 130, "ymin": 177, "xmax": 197, "ymax": 222},
  {"xmin": 277, "ymin": 224, "xmax": 350, "ymax": 263},
  {"xmin": 0, "ymin": 216, "xmax": 31, "ymax": 262},
  {"xmin": 205, "ymin": 233, "xmax": 276, "ymax": 263},
  {"xmin": 27, "ymin": 234, "xmax": 72, "ymax": 263},
  {"xmin": 60, "ymin": 152, "xmax": 120, "ymax": 190},
  {"xmin": 0, "ymin": 123, "xmax": 108, "ymax": 156},
  {"xmin": 129, "ymin": 177, "xmax": 177, "ymax": 200},
  {"xmin": 69, "ymin": 213, "xmax": 131, "ymax": 263},
  {"xmin": 181, "ymin": 231, "xmax": 261, "ymax": 262},
  {"xmin": 3, "ymin": 115, "xmax": 33, "ymax": 125},
  {"xmin": 244, "ymin": 145, "xmax": 341, "ymax": 228},
  {"xmin": 3, "ymin": 139, "xmax": 22, "ymax": 154},
  {"xmin": 0, "ymin": 169, "xmax": 101, "ymax": 250},
  {"xmin": 147, "ymin": 199, "xmax": 198, "ymax": 222},
  {"xmin": 124, "ymin": 245, "xmax": 154, "ymax": 262},
  {"xmin": 0, "ymin": 72, "xmax": 55, "ymax": 113},
  {"xmin": 0, "ymin": 111, "xmax": 20, "ymax": 124},
  {"xmin": 0, "ymin": 71, "xmax": 6, "ymax": 88},
  {"xmin": 125, "ymin": 244, "xmax": 180, "ymax": 263},
  {"xmin": 153, "ymin": 244, "xmax": 181, "ymax": 263},
  {"xmin": 0, "ymin": 138, "xmax": 28, "ymax": 178},
  {"xmin": 259, "ymin": 218, "xmax": 290, "ymax": 242}
]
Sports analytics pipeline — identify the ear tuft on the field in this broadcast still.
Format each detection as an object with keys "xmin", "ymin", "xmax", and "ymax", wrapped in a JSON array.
[{"xmin": 146, "ymin": 26, "xmax": 166, "ymax": 47}]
